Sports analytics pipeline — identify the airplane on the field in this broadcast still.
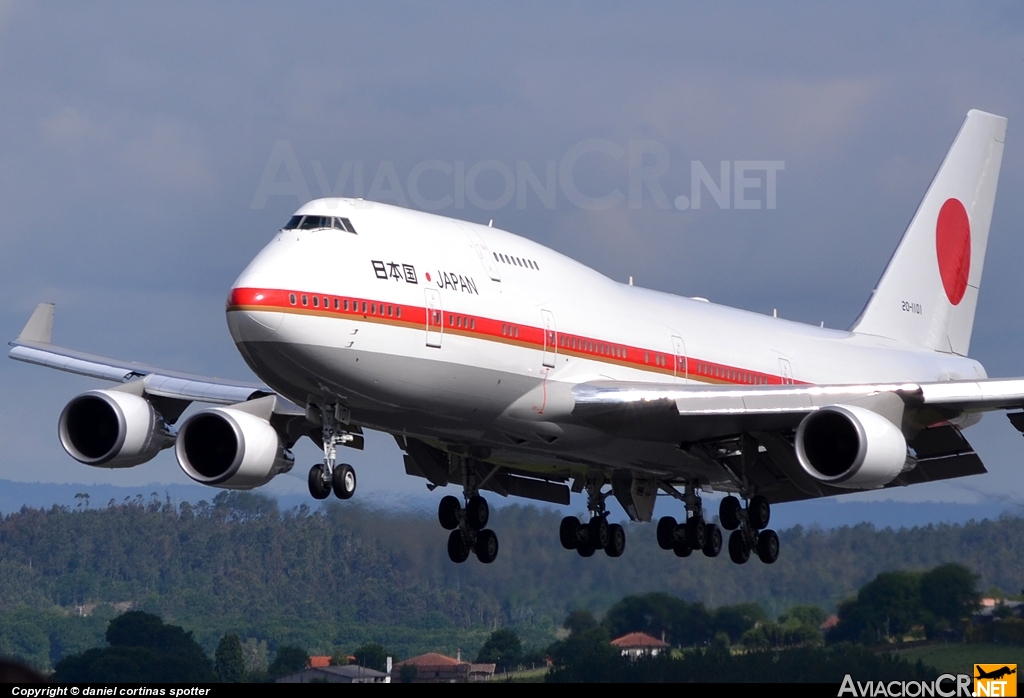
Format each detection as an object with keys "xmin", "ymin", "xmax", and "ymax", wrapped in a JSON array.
[
  {"xmin": 976, "ymin": 666, "xmax": 1016, "ymax": 681},
  {"xmin": 9, "ymin": 109, "xmax": 1016, "ymax": 567}
]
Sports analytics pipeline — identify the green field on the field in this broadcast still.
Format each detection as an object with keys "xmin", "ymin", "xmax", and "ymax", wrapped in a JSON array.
[{"xmin": 897, "ymin": 644, "xmax": 1022, "ymax": 675}]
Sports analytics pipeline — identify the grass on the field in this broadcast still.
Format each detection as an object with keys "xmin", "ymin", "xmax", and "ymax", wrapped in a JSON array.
[{"xmin": 895, "ymin": 643, "xmax": 1022, "ymax": 675}]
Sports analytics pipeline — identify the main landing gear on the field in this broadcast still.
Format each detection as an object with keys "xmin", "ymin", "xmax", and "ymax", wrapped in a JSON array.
[
  {"xmin": 559, "ymin": 478, "xmax": 626, "ymax": 558},
  {"xmin": 438, "ymin": 457, "xmax": 499, "ymax": 564},
  {"xmin": 655, "ymin": 482, "xmax": 723, "ymax": 559},
  {"xmin": 307, "ymin": 405, "xmax": 359, "ymax": 501},
  {"xmin": 716, "ymin": 494, "xmax": 779, "ymax": 564}
]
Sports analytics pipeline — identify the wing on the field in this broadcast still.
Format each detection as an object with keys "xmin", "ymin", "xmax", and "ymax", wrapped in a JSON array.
[
  {"xmin": 9, "ymin": 303, "xmax": 274, "ymax": 408},
  {"xmin": 571, "ymin": 376, "xmax": 1023, "ymax": 502}
]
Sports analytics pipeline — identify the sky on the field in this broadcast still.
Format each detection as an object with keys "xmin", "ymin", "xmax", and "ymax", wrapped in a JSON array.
[{"xmin": 1, "ymin": 2, "xmax": 1024, "ymax": 516}]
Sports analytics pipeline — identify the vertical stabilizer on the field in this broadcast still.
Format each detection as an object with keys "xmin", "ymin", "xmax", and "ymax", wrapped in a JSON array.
[{"xmin": 851, "ymin": 110, "xmax": 1005, "ymax": 356}]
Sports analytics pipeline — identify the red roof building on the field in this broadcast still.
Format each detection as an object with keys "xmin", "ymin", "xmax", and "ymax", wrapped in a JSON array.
[
  {"xmin": 611, "ymin": 632, "xmax": 671, "ymax": 659},
  {"xmin": 394, "ymin": 652, "xmax": 494, "ymax": 683}
]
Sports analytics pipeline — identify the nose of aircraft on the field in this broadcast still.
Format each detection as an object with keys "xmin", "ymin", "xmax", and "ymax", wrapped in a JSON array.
[{"xmin": 226, "ymin": 287, "xmax": 284, "ymax": 342}]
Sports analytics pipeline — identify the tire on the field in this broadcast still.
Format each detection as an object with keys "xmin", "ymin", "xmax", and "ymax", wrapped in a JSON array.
[
  {"xmin": 447, "ymin": 530, "xmax": 470, "ymax": 563},
  {"xmin": 576, "ymin": 541, "xmax": 595, "ymax": 557},
  {"xmin": 438, "ymin": 496, "xmax": 461, "ymax": 530},
  {"xmin": 332, "ymin": 463, "xmax": 356, "ymax": 500},
  {"xmin": 475, "ymin": 529, "xmax": 499, "ymax": 564},
  {"xmin": 466, "ymin": 495, "xmax": 489, "ymax": 530},
  {"xmin": 702, "ymin": 524, "xmax": 723, "ymax": 558},
  {"xmin": 605, "ymin": 523, "xmax": 626, "ymax": 558},
  {"xmin": 559, "ymin": 516, "xmax": 580, "ymax": 550},
  {"xmin": 719, "ymin": 496, "xmax": 742, "ymax": 530},
  {"xmin": 756, "ymin": 529, "xmax": 780, "ymax": 564},
  {"xmin": 589, "ymin": 517, "xmax": 609, "ymax": 550},
  {"xmin": 728, "ymin": 529, "xmax": 750, "ymax": 564},
  {"xmin": 656, "ymin": 516, "xmax": 677, "ymax": 550},
  {"xmin": 748, "ymin": 495, "xmax": 771, "ymax": 530},
  {"xmin": 685, "ymin": 517, "xmax": 707, "ymax": 550},
  {"xmin": 308, "ymin": 464, "xmax": 330, "ymax": 500}
]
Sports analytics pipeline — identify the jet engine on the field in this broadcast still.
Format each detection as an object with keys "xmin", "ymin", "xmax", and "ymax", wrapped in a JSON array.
[
  {"xmin": 794, "ymin": 404, "xmax": 908, "ymax": 489},
  {"xmin": 58, "ymin": 389, "xmax": 175, "ymax": 468},
  {"xmin": 175, "ymin": 407, "xmax": 294, "ymax": 489}
]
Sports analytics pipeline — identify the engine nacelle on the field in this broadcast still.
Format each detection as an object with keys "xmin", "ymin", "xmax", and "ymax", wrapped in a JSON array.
[
  {"xmin": 175, "ymin": 407, "xmax": 294, "ymax": 489},
  {"xmin": 795, "ymin": 404, "xmax": 908, "ymax": 489},
  {"xmin": 58, "ymin": 390, "xmax": 174, "ymax": 468}
]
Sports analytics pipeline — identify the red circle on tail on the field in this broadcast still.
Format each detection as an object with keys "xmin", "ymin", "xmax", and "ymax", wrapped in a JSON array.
[{"xmin": 935, "ymin": 198, "xmax": 971, "ymax": 306}]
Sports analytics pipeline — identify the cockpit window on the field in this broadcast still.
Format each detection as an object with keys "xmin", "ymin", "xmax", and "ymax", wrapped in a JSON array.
[{"xmin": 283, "ymin": 215, "xmax": 358, "ymax": 234}]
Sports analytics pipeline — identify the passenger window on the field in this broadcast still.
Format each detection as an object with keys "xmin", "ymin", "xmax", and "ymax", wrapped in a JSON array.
[
  {"xmin": 301, "ymin": 295, "xmax": 308, "ymax": 306},
  {"xmin": 343, "ymin": 299, "xmax": 349, "ymax": 311},
  {"xmin": 361, "ymin": 301, "xmax": 367, "ymax": 314},
  {"xmin": 470, "ymin": 318, "xmax": 474, "ymax": 330},
  {"xmin": 289, "ymin": 293, "xmax": 296, "ymax": 305},
  {"xmin": 396, "ymin": 307, "xmax": 401, "ymax": 318},
  {"xmin": 388, "ymin": 305, "xmax": 393, "ymax": 317},
  {"xmin": 371, "ymin": 303, "xmax": 376, "ymax": 314},
  {"xmin": 313, "ymin": 296, "xmax": 319, "ymax": 308}
]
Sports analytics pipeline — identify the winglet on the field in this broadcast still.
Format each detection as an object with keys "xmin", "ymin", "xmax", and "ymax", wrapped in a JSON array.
[{"xmin": 16, "ymin": 303, "xmax": 55, "ymax": 344}]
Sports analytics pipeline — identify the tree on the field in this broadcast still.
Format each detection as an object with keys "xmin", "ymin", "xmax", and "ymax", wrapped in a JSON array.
[
  {"xmin": 476, "ymin": 628, "xmax": 523, "ymax": 673},
  {"xmin": 352, "ymin": 643, "xmax": 389, "ymax": 673},
  {"xmin": 602, "ymin": 592, "xmax": 711, "ymax": 647},
  {"xmin": 547, "ymin": 620, "xmax": 620, "ymax": 683},
  {"xmin": 53, "ymin": 612, "xmax": 214, "ymax": 683},
  {"xmin": 215, "ymin": 634, "xmax": 245, "ymax": 683},
  {"xmin": 920, "ymin": 563, "xmax": 980, "ymax": 637},
  {"xmin": 563, "ymin": 609, "xmax": 599, "ymax": 636},
  {"xmin": 712, "ymin": 603, "xmax": 767, "ymax": 643},
  {"xmin": 267, "ymin": 646, "xmax": 308, "ymax": 680}
]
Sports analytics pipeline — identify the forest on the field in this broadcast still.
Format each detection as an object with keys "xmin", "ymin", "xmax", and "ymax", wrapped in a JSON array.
[{"xmin": 0, "ymin": 490, "xmax": 1022, "ymax": 673}]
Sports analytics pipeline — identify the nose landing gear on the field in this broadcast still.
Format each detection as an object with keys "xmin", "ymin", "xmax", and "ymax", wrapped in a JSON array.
[{"xmin": 306, "ymin": 404, "xmax": 360, "ymax": 501}]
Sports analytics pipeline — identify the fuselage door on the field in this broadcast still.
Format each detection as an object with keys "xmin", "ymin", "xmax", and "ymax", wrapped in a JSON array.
[
  {"xmin": 542, "ymin": 309, "xmax": 557, "ymax": 368},
  {"xmin": 425, "ymin": 288, "xmax": 442, "ymax": 348},
  {"xmin": 671, "ymin": 335, "xmax": 687, "ymax": 383},
  {"xmin": 458, "ymin": 223, "xmax": 501, "ymax": 282},
  {"xmin": 779, "ymin": 357, "xmax": 794, "ymax": 384}
]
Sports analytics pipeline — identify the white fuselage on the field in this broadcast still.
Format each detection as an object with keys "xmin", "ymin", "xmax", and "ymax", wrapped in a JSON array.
[{"xmin": 225, "ymin": 199, "xmax": 985, "ymax": 485}]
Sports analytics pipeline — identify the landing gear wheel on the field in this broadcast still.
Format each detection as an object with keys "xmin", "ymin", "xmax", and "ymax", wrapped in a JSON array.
[
  {"xmin": 447, "ymin": 530, "xmax": 470, "ymax": 563},
  {"xmin": 589, "ymin": 517, "xmax": 610, "ymax": 550},
  {"xmin": 702, "ymin": 523, "xmax": 723, "ymax": 558},
  {"xmin": 656, "ymin": 516, "xmax": 677, "ymax": 550},
  {"xmin": 559, "ymin": 516, "xmax": 580, "ymax": 550},
  {"xmin": 720, "ymin": 496, "xmax": 742, "ymax": 530},
  {"xmin": 672, "ymin": 537, "xmax": 693, "ymax": 558},
  {"xmin": 332, "ymin": 463, "xmax": 356, "ymax": 500},
  {"xmin": 466, "ymin": 495, "xmax": 489, "ymax": 531},
  {"xmin": 438, "ymin": 496, "xmax": 461, "ymax": 530},
  {"xmin": 576, "ymin": 541, "xmax": 595, "ymax": 557},
  {"xmin": 728, "ymin": 529, "xmax": 751, "ymax": 564},
  {"xmin": 685, "ymin": 517, "xmax": 707, "ymax": 549},
  {"xmin": 475, "ymin": 529, "xmax": 499, "ymax": 563},
  {"xmin": 748, "ymin": 495, "xmax": 771, "ymax": 530},
  {"xmin": 756, "ymin": 529, "xmax": 780, "ymax": 564},
  {"xmin": 605, "ymin": 523, "xmax": 626, "ymax": 558},
  {"xmin": 308, "ymin": 464, "xmax": 330, "ymax": 500}
]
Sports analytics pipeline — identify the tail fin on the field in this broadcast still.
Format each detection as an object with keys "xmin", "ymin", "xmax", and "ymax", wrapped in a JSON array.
[{"xmin": 851, "ymin": 110, "xmax": 1006, "ymax": 356}]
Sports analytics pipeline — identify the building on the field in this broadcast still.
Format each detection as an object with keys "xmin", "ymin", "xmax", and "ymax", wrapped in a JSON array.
[
  {"xmin": 276, "ymin": 665, "xmax": 390, "ymax": 683},
  {"xmin": 394, "ymin": 652, "xmax": 495, "ymax": 683},
  {"xmin": 610, "ymin": 632, "xmax": 670, "ymax": 659}
]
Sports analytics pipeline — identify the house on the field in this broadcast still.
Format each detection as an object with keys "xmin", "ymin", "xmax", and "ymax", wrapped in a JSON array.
[
  {"xmin": 610, "ymin": 632, "xmax": 670, "ymax": 659},
  {"xmin": 394, "ymin": 652, "xmax": 495, "ymax": 683}
]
